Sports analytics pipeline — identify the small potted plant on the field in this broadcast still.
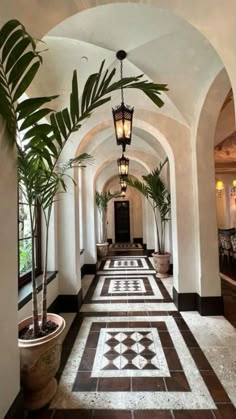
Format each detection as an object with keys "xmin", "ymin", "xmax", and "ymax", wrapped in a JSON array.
[
  {"xmin": 95, "ymin": 190, "xmax": 120, "ymax": 257},
  {"xmin": 0, "ymin": 19, "xmax": 168, "ymax": 409},
  {"xmin": 127, "ymin": 158, "xmax": 171, "ymax": 277}
]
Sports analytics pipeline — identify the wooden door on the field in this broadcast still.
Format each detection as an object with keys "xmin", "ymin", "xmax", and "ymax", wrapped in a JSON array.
[{"xmin": 114, "ymin": 201, "xmax": 130, "ymax": 242}]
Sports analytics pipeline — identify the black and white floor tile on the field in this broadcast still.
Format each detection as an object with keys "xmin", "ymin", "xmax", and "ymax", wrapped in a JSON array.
[{"xmin": 28, "ymin": 256, "xmax": 236, "ymax": 419}]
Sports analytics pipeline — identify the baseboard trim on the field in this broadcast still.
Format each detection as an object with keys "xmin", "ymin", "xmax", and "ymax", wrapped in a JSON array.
[
  {"xmin": 133, "ymin": 237, "xmax": 143, "ymax": 244},
  {"xmin": 146, "ymin": 248, "xmax": 155, "ymax": 257},
  {"xmin": 196, "ymin": 295, "xmax": 224, "ymax": 315},
  {"xmin": 4, "ymin": 390, "xmax": 24, "ymax": 419},
  {"xmin": 81, "ymin": 263, "xmax": 97, "ymax": 275},
  {"xmin": 173, "ymin": 288, "xmax": 196, "ymax": 311},
  {"xmin": 173, "ymin": 287, "xmax": 224, "ymax": 315},
  {"xmin": 48, "ymin": 289, "xmax": 83, "ymax": 313}
]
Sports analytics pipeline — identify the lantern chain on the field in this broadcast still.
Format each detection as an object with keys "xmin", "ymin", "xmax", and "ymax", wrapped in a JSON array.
[{"xmin": 120, "ymin": 59, "xmax": 124, "ymax": 104}]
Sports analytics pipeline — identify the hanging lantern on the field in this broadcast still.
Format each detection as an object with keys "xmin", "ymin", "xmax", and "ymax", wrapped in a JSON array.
[
  {"xmin": 112, "ymin": 50, "xmax": 134, "ymax": 152},
  {"xmin": 120, "ymin": 190, "xmax": 126, "ymax": 198},
  {"xmin": 117, "ymin": 154, "xmax": 129, "ymax": 177},
  {"xmin": 120, "ymin": 177, "xmax": 127, "ymax": 192}
]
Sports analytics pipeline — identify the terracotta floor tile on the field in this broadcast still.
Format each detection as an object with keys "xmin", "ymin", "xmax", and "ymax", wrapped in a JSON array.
[
  {"xmin": 53, "ymin": 410, "xmax": 93, "ymax": 418},
  {"xmin": 72, "ymin": 371, "xmax": 98, "ymax": 391},
  {"xmin": 201, "ymin": 371, "xmax": 231, "ymax": 402},
  {"xmin": 98, "ymin": 377, "xmax": 131, "ymax": 391},
  {"xmin": 132, "ymin": 377, "xmax": 165, "ymax": 391},
  {"xmin": 79, "ymin": 348, "xmax": 96, "ymax": 371},
  {"xmin": 188, "ymin": 348, "xmax": 212, "ymax": 370},
  {"xmin": 214, "ymin": 403, "xmax": 236, "ymax": 418},
  {"xmin": 133, "ymin": 410, "xmax": 172, "ymax": 419},
  {"xmin": 164, "ymin": 347, "xmax": 183, "ymax": 370},
  {"xmin": 93, "ymin": 410, "xmax": 132, "ymax": 419},
  {"xmin": 85, "ymin": 332, "xmax": 100, "ymax": 348},
  {"xmin": 159, "ymin": 331, "xmax": 175, "ymax": 347},
  {"xmin": 181, "ymin": 331, "xmax": 199, "ymax": 348},
  {"xmin": 173, "ymin": 410, "xmax": 214, "ymax": 418},
  {"xmin": 165, "ymin": 371, "xmax": 191, "ymax": 391}
]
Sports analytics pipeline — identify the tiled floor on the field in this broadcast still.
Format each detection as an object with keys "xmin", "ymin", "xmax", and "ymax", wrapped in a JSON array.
[{"xmin": 27, "ymin": 254, "xmax": 236, "ymax": 419}]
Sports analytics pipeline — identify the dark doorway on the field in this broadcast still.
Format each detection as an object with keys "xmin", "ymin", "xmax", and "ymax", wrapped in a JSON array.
[{"xmin": 114, "ymin": 201, "xmax": 130, "ymax": 242}]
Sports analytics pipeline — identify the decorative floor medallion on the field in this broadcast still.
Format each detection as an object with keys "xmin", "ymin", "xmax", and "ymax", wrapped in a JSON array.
[
  {"xmin": 91, "ymin": 275, "xmax": 165, "ymax": 301},
  {"xmin": 92, "ymin": 327, "xmax": 169, "ymax": 377}
]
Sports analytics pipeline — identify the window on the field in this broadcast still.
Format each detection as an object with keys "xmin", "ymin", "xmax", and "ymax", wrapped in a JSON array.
[{"xmin": 18, "ymin": 188, "xmax": 41, "ymax": 287}]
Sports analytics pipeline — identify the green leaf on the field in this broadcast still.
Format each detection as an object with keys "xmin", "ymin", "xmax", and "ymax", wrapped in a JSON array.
[
  {"xmin": 91, "ymin": 60, "xmax": 105, "ymax": 101},
  {"xmin": 20, "ymin": 108, "xmax": 53, "ymax": 130},
  {"xmin": 5, "ymin": 38, "xmax": 31, "ymax": 74},
  {"xmin": 9, "ymin": 51, "xmax": 38, "ymax": 88},
  {"xmin": 2, "ymin": 29, "xmax": 24, "ymax": 63},
  {"xmin": 81, "ymin": 73, "xmax": 97, "ymax": 114},
  {"xmin": 0, "ymin": 20, "xmax": 21, "ymax": 49},
  {"xmin": 50, "ymin": 113, "xmax": 63, "ymax": 148},
  {"xmin": 13, "ymin": 61, "xmax": 40, "ymax": 101},
  {"xmin": 55, "ymin": 111, "xmax": 67, "ymax": 139},
  {"xmin": 17, "ymin": 95, "xmax": 58, "ymax": 119},
  {"xmin": 23, "ymin": 123, "xmax": 52, "ymax": 140},
  {"xmin": 70, "ymin": 70, "xmax": 79, "ymax": 124},
  {"xmin": 62, "ymin": 108, "xmax": 71, "ymax": 132}
]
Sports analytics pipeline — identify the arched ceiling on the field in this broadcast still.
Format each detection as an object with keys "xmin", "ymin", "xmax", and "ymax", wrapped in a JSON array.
[
  {"xmin": 30, "ymin": 4, "xmax": 223, "ymax": 128},
  {"xmin": 2, "ymin": 1, "xmax": 234, "ymax": 181}
]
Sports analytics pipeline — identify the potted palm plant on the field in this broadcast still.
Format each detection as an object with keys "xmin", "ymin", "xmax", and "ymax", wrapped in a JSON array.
[
  {"xmin": 95, "ymin": 190, "xmax": 120, "ymax": 257},
  {"xmin": 127, "ymin": 158, "xmax": 171, "ymax": 277},
  {"xmin": 0, "ymin": 19, "xmax": 168, "ymax": 409}
]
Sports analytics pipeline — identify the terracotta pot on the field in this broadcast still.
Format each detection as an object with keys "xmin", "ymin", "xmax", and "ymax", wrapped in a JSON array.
[
  {"xmin": 96, "ymin": 242, "xmax": 109, "ymax": 258},
  {"xmin": 18, "ymin": 313, "xmax": 65, "ymax": 410},
  {"xmin": 152, "ymin": 252, "xmax": 170, "ymax": 278}
]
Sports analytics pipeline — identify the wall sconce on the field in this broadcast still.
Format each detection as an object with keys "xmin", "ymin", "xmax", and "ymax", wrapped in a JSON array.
[
  {"xmin": 231, "ymin": 179, "xmax": 236, "ymax": 197},
  {"xmin": 112, "ymin": 50, "xmax": 134, "ymax": 152},
  {"xmin": 216, "ymin": 180, "xmax": 224, "ymax": 198},
  {"xmin": 117, "ymin": 154, "xmax": 129, "ymax": 177}
]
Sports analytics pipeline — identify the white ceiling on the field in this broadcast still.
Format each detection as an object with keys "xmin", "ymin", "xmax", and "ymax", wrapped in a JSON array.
[{"xmin": 2, "ymin": 2, "xmax": 231, "ymax": 182}]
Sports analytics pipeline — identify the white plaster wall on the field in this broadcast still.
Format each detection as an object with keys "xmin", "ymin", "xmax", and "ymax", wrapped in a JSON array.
[
  {"xmin": 58, "ymin": 167, "xmax": 80, "ymax": 295},
  {"xmin": 18, "ymin": 276, "xmax": 59, "ymax": 322},
  {"xmin": 0, "ymin": 122, "xmax": 20, "ymax": 418}
]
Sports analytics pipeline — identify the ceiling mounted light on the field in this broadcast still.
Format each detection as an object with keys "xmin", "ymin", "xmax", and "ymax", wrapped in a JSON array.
[
  {"xmin": 231, "ymin": 179, "xmax": 236, "ymax": 197},
  {"xmin": 216, "ymin": 180, "xmax": 224, "ymax": 198},
  {"xmin": 112, "ymin": 50, "xmax": 134, "ymax": 152},
  {"xmin": 117, "ymin": 154, "xmax": 129, "ymax": 177}
]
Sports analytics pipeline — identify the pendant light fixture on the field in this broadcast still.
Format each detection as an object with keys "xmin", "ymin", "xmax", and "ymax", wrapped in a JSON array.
[
  {"xmin": 120, "ymin": 177, "xmax": 127, "ymax": 192},
  {"xmin": 112, "ymin": 50, "xmax": 134, "ymax": 152},
  {"xmin": 117, "ymin": 154, "xmax": 129, "ymax": 177}
]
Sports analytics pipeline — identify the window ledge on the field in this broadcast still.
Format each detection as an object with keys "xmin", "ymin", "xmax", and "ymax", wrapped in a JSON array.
[{"xmin": 18, "ymin": 271, "xmax": 58, "ymax": 310}]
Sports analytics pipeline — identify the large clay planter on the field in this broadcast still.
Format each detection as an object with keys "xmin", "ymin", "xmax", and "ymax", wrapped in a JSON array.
[
  {"xmin": 96, "ymin": 242, "xmax": 109, "ymax": 258},
  {"xmin": 18, "ymin": 313, "xmax": 65, "ymax": 410},
  {"xmin": 152, "ymin": 252, "xmax": 170, "ymax": 278}
]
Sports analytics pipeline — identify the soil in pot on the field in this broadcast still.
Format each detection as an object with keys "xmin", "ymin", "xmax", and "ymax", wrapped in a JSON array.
[{"xmin": 19, "ymin": 320, "xmax": 58, "ymax": 340}]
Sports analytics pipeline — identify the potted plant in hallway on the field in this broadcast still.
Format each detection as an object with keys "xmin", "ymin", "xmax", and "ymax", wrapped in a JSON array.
[
  {"xmin": 127, "ymin": 158, "xmax": 171, "ymax": 277},
  {"xmin": 95, "ymin": 190, "xmax": 120, "ymax": 257},
  {"xmin": 0, "ymin": 19, "xmax": 168, "ymax": 409}
]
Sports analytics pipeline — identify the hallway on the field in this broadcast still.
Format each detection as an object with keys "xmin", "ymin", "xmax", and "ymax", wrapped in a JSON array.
[{"xmin": 28, "ymin": 255, "xmax": 236, "ymax": 419}]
